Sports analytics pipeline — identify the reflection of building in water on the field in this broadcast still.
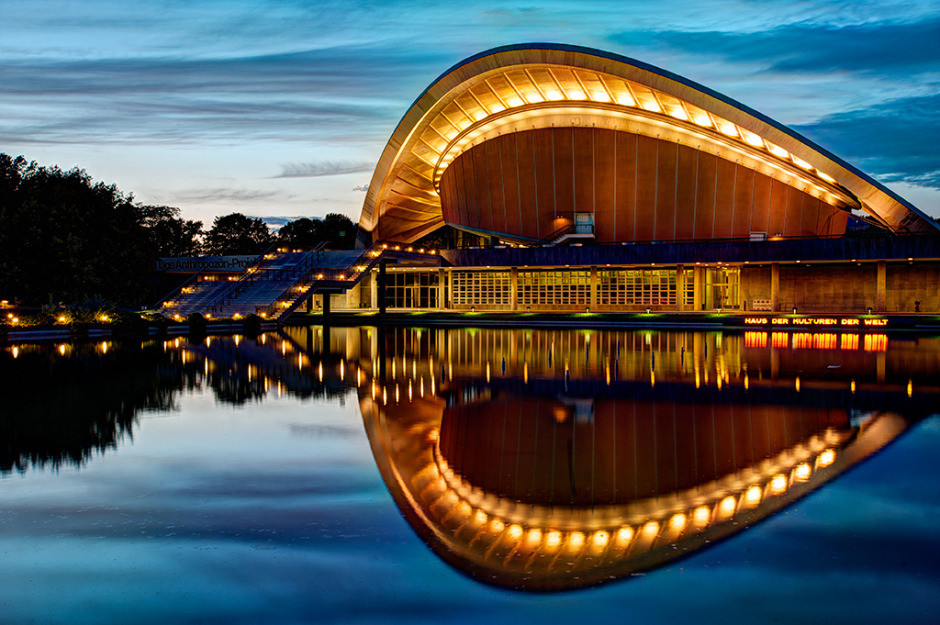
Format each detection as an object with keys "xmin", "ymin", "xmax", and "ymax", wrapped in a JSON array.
[
  {"xmin": 362, "ymin": 384, "xmax": 920, "ymax": 591},
  {"xmin": 439, "ymin": 396, "xmax": 848, "ymax": 505}
]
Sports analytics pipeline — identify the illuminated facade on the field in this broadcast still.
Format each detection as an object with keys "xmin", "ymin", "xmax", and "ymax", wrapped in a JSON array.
[{"xmin": 346, "ymin": 44, "xmax": 940, "ymax": 314}]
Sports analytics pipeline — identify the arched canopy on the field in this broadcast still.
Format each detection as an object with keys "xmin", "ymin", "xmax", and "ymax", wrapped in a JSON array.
[{"xmin": 361, "ymin": 43, "xmax": 938, "ymax": 243}]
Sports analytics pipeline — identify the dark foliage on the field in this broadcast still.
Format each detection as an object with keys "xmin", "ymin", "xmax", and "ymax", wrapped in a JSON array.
[
  {"xmin": 204, "ymin": 212, "xmax": 274, "ymax": 256},
  {"xmin": 0, "ymin": 154, "xmax": 153, "ymax": 305},
  {"xmin": 277, "ymin": 213, "xmax": 357, "ymax": 250}
]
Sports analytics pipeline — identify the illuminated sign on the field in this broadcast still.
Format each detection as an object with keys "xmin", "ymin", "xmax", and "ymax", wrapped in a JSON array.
[
  {"xmin": 156, "ymin": 255, "xmax": 256, "ymax": 273},
  {"xmin": 743, "ymin": 316, "xmax": 888, "ymax": 328}
]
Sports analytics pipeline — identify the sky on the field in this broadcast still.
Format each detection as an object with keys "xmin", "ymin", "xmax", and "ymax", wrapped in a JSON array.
[{"xmin": 2, "ymin": 0, "xmax": 939, "ymax": 226}]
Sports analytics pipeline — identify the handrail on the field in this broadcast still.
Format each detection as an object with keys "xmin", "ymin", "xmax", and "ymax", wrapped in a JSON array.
[
  {"xmin": 539, "ymin": 222, "xmax": 575, "ymax": 244},
  {"xmin": 260, "ymin": 251, "xmax": 375, "ymax": 321},
  {"xmin": 154, "ymin": 270, "xmax": 205, "ymax": 310},
  {"xmin": 202, "ymin": 241, "xmax": 285, "ymax": 314},
  {"xmin": 436, "ymin": 229, "xmax": 935, "ymax": 252}
]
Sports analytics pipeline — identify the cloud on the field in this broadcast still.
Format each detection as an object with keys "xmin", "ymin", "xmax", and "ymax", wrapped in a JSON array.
[
  {"xmin": 275, "ymin": 161, "xmax": 374, "ymax": 178},
  {"xmin": 794, "ymin": 93, "xmax": 940, "ymax": 189},
  {"xmin": 352, "ymin": 184, "xmax": 369, "ymax": 192},
  {"xmin": 613, "ymin": 17, "xmax": 940, "ymax": 75},
  {"xmin": 0, "ymin": 45, "xmax": 442, "ymax": 144},
  {"xmin": 166, "ymin": 188, "xmax": 294, "ymax": 203}
]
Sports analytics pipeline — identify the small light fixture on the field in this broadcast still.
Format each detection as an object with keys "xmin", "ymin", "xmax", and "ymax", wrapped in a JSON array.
[
  {"xmin": 646, "ymin": 307, "xmax": 651, "ymax": 314},
  {"xmin": 792, "ymin": 306, "xmax": 798, "ymax": 314}
]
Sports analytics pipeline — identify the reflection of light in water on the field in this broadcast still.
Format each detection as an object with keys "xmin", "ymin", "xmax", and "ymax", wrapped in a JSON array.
[
  {"xmin": 817, "ymin": 448, "xmax": 836, "ymax": 468},
  {"xmin": 718, "ymin": 495, "xmax": 737, "ymax": 519},
  {"xmin": 668, "ymin": 513, "xmax": 687, "ymax": 535},
  {"xmin": 795, "ymin": 377, "xmax": 801, "ymax": 392},
  {"xmin": 692, "ymin": 506, "xmax": 711, "ymax": 527},
  {"xmin": 567, "ymin": 531, "xmax": 585, "ymax": 552},
  {"xmin": 340, "ymin": 360, "xmax": 345, "ymax": 380},
  {"xmin": 615, "ymin": 526, "xmax": 634, "ymax": 547},
  {"xmin": 770, "ymin": 474, "xmax": 788, "ymax": 494},
  {"xmin": 794, "ymin": 462, "xmax": 812, "ymax": 481},
  {"xmin": 908, "ymin": 379, "xmax": 913, "ymax": 397},
  {"xmin": 744, "ymin": 485, "xmax": 762, "ymax": 507},
  {"xmin": 851, "ymin": 379, "xmax": 856, "ymax": 393}
]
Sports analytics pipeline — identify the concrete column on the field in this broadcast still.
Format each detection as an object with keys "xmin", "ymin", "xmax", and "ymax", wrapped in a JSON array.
[
  {"xmin": 771, "ymin": 263, "xmax": 780, "ymax": 312},
  {"xmin": 305, "ymin": 293, "xmax": 313, "ymax": 313},
  {"xmin": 448, "ymin": 269, "xmax": 455, "ymax": 309},
  {"xmin": 676, "ymin": 264, "xmax": 685, "ymax": 312},
  {"xmin": 370, "ymin": 272, "xmax": 378, "ymax": 311},
  {"xmin": 438, "ymin": 268, "xmax": 446, "ymax": 310},
  {"xmin": 510, "ymin": 267, "xmax": 519, "ymax": 311},
  {"xmin": 589, "ymin": 266, "xmax": 598, "ymax": 310},
  {"xmin": 378, "ymin": 261, "xmax": 387, "ymax": 315},
  {"xmin": 693, "ymin": 266, "xmax": 703, "ymax": 311},
  {"xmin": 876, "ymin": 261, "xmax": 886, "ymax": 312},
  {"xmin": 345, "ymin": 282, "xmax": 359, "ymax": 311},
  {"xmin": 322, "ymin": 292, "xmax": 331, "ymax": 317}
]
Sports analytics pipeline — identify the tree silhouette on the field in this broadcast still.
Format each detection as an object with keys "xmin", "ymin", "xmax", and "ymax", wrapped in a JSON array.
[
  {"xmin": 277, "ymin": 217, "xmax": 322, "ymax": 249},
  {"xmin": 203, "ymin": 212, "xmax": 274, "ymax": 256}
]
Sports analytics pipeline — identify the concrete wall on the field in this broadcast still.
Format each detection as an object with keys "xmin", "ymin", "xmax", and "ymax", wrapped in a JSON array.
[{"xmin": 887, "ymin": 264, "xmax": 940, "ymax": 312}]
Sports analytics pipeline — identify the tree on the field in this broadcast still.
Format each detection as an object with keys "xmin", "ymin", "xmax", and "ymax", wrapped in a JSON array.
[
  {"xmin": 320, "ymin": 213, "xmax": 357, "ymax": 249},
  {"xmin": 277, "ymin": 217, "xmax": 322, "ymax": 249},
  {"xmin": 0, "ymin": 154, "xmax": 153, "ymax": 305},
  {"xmin": 139, "ymin": 205, "xmax": 203, "ymax": 257},
  {"xmin": 203, "ymin": 213, "xmax": 274, "ymax": 256}
]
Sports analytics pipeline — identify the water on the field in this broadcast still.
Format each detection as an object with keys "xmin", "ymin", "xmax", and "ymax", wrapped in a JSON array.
[{"xmin": 1, "ymin": 328, "xmax": 938, "ymax": 624}]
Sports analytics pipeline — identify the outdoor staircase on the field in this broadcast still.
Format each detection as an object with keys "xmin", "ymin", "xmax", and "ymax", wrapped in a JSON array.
[{"xmin": 158, "ymin": 246, "xmax": 441, "ymax": 323}]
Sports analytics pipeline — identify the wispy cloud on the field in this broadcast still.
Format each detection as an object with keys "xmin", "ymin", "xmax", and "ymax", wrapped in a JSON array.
[
  {"xmin": 166, "ymin": 188, "xmax": 294, "ymax": 204},
  {"xmin": 352, "ymin": 184, "xmax": 369, "ymax": 192},
  {"xmin": 275, "ymin": 161, "xmax": 374, "ymax": 178},
  {"xmin": 795, "ymin": 94, "xmax": 940, "ymax": 189},
  {"xmin": 613, "ymin": 17, "xmax": 940, "ymax": 76}
]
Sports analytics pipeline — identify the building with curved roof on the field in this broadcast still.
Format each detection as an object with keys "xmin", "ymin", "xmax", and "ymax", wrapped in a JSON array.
[
  {"xmin": 360, "ymin": 43, "xmax": 937, "ymax": 245},
  {"xmin": 340, "ymin": 44, "xmax": 940, "ymax": 316}
]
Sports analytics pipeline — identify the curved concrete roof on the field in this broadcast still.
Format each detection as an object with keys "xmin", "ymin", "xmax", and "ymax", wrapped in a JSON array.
[{"xmin": 361, "ymin": 43, "xmax": 938, "ymax": 243}]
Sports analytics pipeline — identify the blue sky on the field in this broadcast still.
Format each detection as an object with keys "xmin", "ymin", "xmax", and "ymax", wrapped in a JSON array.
[{"xmin": 2, "ymin": 0, "xmax": 939, "ymax": 224}]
